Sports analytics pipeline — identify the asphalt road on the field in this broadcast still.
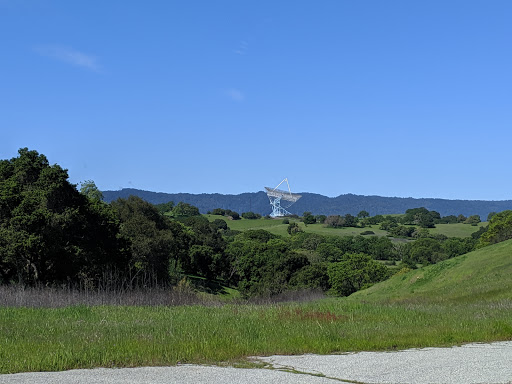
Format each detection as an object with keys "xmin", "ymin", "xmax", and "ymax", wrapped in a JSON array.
[{"xmin": 1, "ymin": 341, "xmax": 511, "ymax": 384}]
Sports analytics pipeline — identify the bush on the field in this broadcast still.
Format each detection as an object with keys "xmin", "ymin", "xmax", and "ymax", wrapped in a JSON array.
[
  {"xmin": 242, "ymin": 211, "xmax": 262, "ymax": 220},
  {"xmin": 328, "ymin": 253, "xmax": 390, "ymax": 296},
  {"xmin": 289, "ymin": 263, "xmax": 329, "ymax": 291},
  {"xmin": 479, "ymin": 210, "xmax": 512, "ymax": 246},
  {"xmin": 287, "ymin": 222, "xmax": 303, "ymax": 235},
  {"xmin": 361, "ymin": 230, "xmax": 375, "ymax": 235}
]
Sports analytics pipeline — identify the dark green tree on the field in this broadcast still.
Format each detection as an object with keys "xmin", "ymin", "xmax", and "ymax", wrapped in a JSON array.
[
  {"xmin": 465, "ymin": 215, "xmax": 481, "ymax": 226},
  {"xmin": 80, "ymin": 180, "xmax": 103, "ymax": 201},
  {"xmin": 226, "ymin": 237, "xmax": 309, "ymax": 297},
  {"xmin": 328, "ymin": 253, "xmax": 390, "ymax": 296},
  {"xmin": 315, "ymin": 215, "xmax": 327, "ymax": 224},
  {"xmin": 324, "ymin": 215, "xmax": 344, "ymax": 228},
  {"xmin": 242, "ymin": 211, "xmax": 262, "ymax": 220},
  {"xmin": 155, "ymin": 201, "xmax": 175, "ymax": 215},
  {"xmin": 357, "ymin": 210, "xmax": 370, "ymax": 219},
  {"xmin": 0, "ymin": 148, "xmax": 126, "ymax": 285},
  {"xmin": 479, "ymin": 210, "xmax": 512, "ymax": 246},
  {"xmin": 287, "ymin": 222, "xmax": 303, "ymax": 235},
  {"xmin": 171, "ymin": 202, "xmax": 200, "ymax": 217},
  {"xmin": 302, "ymin": 211, "xmax": 316, "ymax": 225},
  {"xmin": 111, "ymin": 196, "xmax": 178, "ymax": 284},
  {"xmin": 289, "ymin": 263, "xmax": 329, "ymax": 291},
  {"xmin": 210, "ymin": 218, "xmax": 228, "ymax": 231}
]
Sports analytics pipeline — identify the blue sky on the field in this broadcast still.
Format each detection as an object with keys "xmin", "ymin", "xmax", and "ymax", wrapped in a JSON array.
[{"xmin": 1, "ymin": 1, "xmax": 511, "ymax": 200}]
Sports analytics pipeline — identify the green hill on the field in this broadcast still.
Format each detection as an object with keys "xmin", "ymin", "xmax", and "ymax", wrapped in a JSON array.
[
  {"xmin": 206, "ymin": 214, "xmax": 484, "ymax": 238},
  {"xmin": 352, "ymin": 239, "xmax": 512, "ymax": 303}
]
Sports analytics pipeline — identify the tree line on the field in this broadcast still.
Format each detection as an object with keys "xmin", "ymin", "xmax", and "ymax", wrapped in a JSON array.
[{"xmin": 2, "ymin": 149, "xmax": 512, "ymax": 298}]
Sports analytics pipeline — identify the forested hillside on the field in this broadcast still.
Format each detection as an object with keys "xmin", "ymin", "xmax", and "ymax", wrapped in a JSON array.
[
  {"xmin": 103, "ymin": 188, "xmax": 512, "ymax": 218},
  {"xmin": 4, "ymin": 148, "xmax": 512, "ymax": 300}
]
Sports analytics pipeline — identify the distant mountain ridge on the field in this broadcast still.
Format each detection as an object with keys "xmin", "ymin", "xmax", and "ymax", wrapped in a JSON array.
[{"xmin": 102, "ymin": 188, "xmax": 512, "ymax": 219}]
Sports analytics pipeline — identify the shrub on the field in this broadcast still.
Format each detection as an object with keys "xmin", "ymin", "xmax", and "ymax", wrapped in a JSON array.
[
  {"xmin": 242, "ymin": 211, "xmax": 262, "ymax": 220},
  {"xmin": 328, "ymin": 253, "xmax": 390, "ymax": 296},
  {"xmin": 479, "ymin": 210, "xmax": 512, "ymax": 246}
]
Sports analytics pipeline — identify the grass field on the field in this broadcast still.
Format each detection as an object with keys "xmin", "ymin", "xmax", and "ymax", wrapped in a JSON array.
[
  {"xmin": 206, "ymin": 215, "xmax": 486, "ymax": 239},
  {"xmin": 429, "ymin": 222, "xmax": 487, "ymax": 238},
  {"xmin": 1, "ymin": 239, "xmax": 511, "ymax": 374},
  {"xmin": 354, "ymin": 237, "xmax": 512, "ymax": 303}
]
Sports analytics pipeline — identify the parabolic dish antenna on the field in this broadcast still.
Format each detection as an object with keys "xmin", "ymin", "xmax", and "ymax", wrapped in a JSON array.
[{"xmin": 265, "ymin": 178, "xmax": 302, "ymax": 218}]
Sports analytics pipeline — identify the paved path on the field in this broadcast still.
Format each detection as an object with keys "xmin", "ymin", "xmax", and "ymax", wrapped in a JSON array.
[
  {"xmin": 258, "ymin": 341, "xmax": 512, "ymax": 383},
  {"xmin": 1, "ymin": 341, "xmax": 511, "ymax": 384}
]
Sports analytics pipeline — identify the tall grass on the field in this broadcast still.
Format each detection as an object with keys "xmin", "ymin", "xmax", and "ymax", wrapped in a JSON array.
[
  {"xmin": 0, "ymin": 284, "xmax": 325, "ymax": 308},
  {"xmin": 1, "ymin": 297, "xmax": 511, "ymax": 374},
  {"xmin": 0, "ymin": 284, "xmax": 211, "ymax": 308},
  {"xmin": 2, "ymin": 240, "xmax": 512, "ymax": 374}
]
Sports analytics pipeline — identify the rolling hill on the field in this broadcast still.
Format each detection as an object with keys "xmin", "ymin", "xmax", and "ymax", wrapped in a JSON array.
[
  {"xmin": 103, "ymin": 188, "xmax": 512, "ymax": 218},
  {"xmin": 352, "ymin": 239, "xmax": 512, "ymax": 303}
]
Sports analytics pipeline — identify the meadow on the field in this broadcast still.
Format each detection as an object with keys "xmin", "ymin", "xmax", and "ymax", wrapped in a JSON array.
[
  {"xmin": 206, "ymin": 214, "xmax": 486, "ymax": 239},
  {"xmin": 1, "ymin": 239, "xmax": 511, "ymax": 374}
]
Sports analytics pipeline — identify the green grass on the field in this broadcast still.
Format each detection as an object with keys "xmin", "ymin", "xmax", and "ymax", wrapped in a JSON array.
[
  {"xmin": 2, "ymin": 240, "xmax": 512, "ymax": 374},
  {"xmin": 353, "ymin": 238, "xmax": 512, "ymax": 303},
  {"xmin": 207, "ymin": 215, "xmax": 486, "ymax": 239},
  {"xmin": 207, "ymin": 215, "xmax": 389, "ymax": 237},
  {"xmin": 1, "ymin": 299, "xmax": 510, "ymax": 374},
  {"xmin": 429, "ymin": 222, "xmax": 487, "ymax": 238}
]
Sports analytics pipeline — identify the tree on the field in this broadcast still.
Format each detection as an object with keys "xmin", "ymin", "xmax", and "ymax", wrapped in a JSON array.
[
  {"xmin": 80, "ymin": 180, "xmax": 103, "ymax": 201},
  {"xmin": 171, "ymin": 202, "xmax": 200, "ymax": 217},
  {"xmin": 316, "ymin": 243, "xmax": 343, "ymax": 262},
  {"xmin": 225, "ymin": 210, "xmax": 240, "ymax": 220},
  {"xmin": 315, "ymin": 215, "xmax": 327, "ymax": 224},
  {"xmin": 487, "ymin": 212, "xmax": 497, "ymax": 222},
  {"xmin": 0, "ymin": 148, "xmax": 126, "ymax": 285},
  {"xmin": 402, "ymin": 207, "xmax": 435, "ymax": 228},
  {"xmin": 242, "ymin": 211, "xmax": 262, "ymax": 220},
  {"xmin": 188, "ymin": 245, "xmax": 214, "ymax": 279},
  {"xmin": 389, "ymin": 225, "xmax": 415, "ymax": 238},
  {"xmin": 479, "ymin": 210, "xmax": 512, "ymax": 246},
  {"xmin": 457, "ymin": 214, "xmax": 467, "ymax": 223},
  {"xmin": 408, "ymin": 238, "xmax": 444, "ymax": 265},
  {"xmin": 366, "ymin": 215, "xmax": 385, "ymax": 225},
  {"xmin": 155, "ymin": 201, "xmax": 175, "ymax": 215},
  {"xmin": 287, "ymin": 222, "xmax": 303, "ymax": 235},
  {"xmin": 289, "ymin": 263, "xmax": 329, "ymax": 291},
  {"xmin": 465, "ymin": 215, "xmax": 481, "ymax": 226},
  {"xmin": 327, "ymin": 253, "xmax": 390, "ymax": 296},
  {"xmin": 210, "ymin": 218, "xmax": 228, "ymax": 231},
  {"xmin": 211, "ymin": 208, "xmax": 226, "ymax": 216},
  {"xmin": 226, "ymin": 237, "xmax": 309, "ymax": 297},
  {"xmin": 324, "ymin": 215, "xmax": 344, "ymax": 228},
  {"xmin": 343, "ymin": 214, "xmax": 358, "ymax": 227},
  {"xmin": 111, "ymin": 196, "xmax": 178, "ymax": 284},
  {"xmin": 302, "ymin": 211, "xmax": 316, "ymax": 225},
  {"xmin": 357, "ymin": 210, "xmax": 370, "ymax": 219}
]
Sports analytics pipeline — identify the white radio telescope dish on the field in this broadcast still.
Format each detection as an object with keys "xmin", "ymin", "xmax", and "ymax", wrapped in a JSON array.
[{"xmin": 264, "ymin": 178, "xmax": 302, "ymax": 218}]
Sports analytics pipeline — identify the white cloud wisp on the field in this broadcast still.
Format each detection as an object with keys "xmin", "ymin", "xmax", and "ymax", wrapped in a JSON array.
[{"xmin": 35, "ymin": 45, "xmax": 101, "ymax": 72}]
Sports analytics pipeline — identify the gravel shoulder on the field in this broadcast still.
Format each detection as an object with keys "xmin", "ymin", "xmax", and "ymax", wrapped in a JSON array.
[
  {"xmin": 257, "ymin": 341, "xmax": 512, "ymax": 384},
  {"xmin": 1, "ymin": 341, "xmax": 511, "ymax": 384}
]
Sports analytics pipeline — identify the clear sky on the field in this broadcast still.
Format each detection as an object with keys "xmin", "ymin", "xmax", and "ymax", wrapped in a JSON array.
[{"xmin": 2, "ymin": 1, "xmax": 511, "ymax": 200}]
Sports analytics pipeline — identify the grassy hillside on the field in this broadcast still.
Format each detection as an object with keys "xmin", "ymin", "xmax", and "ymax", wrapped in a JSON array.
[
  {"xmin": 429, "ymin": 222, "xmax": 487, "ymax": 238},
  {"xmin": 352, "ymin": 238, "xmax": 512, "ymax": 303},
  {"xmin": 207, "ymin": 215, "xmax": 485, "ymax": 239}
]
